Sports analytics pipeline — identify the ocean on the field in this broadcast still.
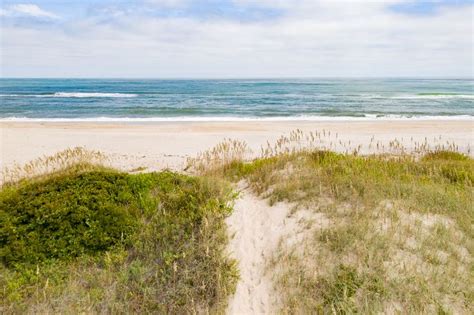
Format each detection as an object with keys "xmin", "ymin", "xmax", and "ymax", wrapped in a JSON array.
[{"xmin": 0, "ymin": 78, "xmax": 472, "ymax": 121}]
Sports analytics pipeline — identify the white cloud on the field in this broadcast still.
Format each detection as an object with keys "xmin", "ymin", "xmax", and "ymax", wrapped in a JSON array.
[
  {"xmin": 1, "ymin": 1, "xmax": 472, "ymax": 77},
  {"xmin": 143, "ymin": 0, "xmax": 189, "ymax": 8},
  {"xmin": 1, "ymin": 3, "xmax": 59, "ymax": 19}
]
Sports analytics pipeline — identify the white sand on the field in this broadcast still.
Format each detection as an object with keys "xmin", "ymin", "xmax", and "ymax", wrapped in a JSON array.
[
  {"xmin": 225, "ymin": 183, "xmax": 296, "ymax": 314},
  {"xmin": 1, "ymin": 120, "xmax": 472, "ymax": 172},
  {"xmin": 226, "ymin": 183, "xmax": 330, "ymax": 313}
]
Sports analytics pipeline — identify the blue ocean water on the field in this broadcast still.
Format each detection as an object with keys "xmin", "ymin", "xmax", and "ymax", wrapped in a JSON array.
[{"xmin": 0, "ymin": 78, "xmax": 472, "ymax": 121}]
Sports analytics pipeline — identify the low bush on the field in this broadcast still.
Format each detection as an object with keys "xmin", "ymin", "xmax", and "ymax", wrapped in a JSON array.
[
  {"xmin": 0, "ymin": 166, "xmax": 238, "ymax": 313},
  {"xmin": 1, "ymin": 171, "xmax": 139, "ymax": 266}
]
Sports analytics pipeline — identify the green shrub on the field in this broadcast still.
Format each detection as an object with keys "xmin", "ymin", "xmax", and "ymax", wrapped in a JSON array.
[
  {"xmin": 0, "ymin": 167, "xmax": 237, "ymax": 313},
  {"xmin": 0, "ymin": 171, "xmax": 139, "ymax": 266}
]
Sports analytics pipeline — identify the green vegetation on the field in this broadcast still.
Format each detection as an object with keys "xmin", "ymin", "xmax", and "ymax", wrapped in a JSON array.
[
  {"xmin": 1, "ymin": 135, "xmax": 473, "ymax": 314},
  {"xmin": 0, "ymin": 166, "xmax": 237, "ymax": 313},
  {"xmin": 189, "ymin": 134, "xmax": 473, "ymax": 314},
  {"xmin": 421, "ymin": 150, "xmax": 469, "ymax": 161},
  {"xmin": 253, "ymin": 151, "xmax": 472, "ymax": 313},
  {"xmin": 1, "ymin": 170, "xmax": 140, "ymax": 266}
]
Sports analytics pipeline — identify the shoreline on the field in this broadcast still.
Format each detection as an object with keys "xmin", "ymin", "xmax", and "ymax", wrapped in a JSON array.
[
  {"xmin": 1, "ymin": 118, "xmax": 473, "ymax": 126},
  {"xmin": 1, "ymin": 120, "xmax": 473, "ymax": 173},
  {"xmin": 1, "ymin": 116, "xmax": 473, "ymax": 123}
]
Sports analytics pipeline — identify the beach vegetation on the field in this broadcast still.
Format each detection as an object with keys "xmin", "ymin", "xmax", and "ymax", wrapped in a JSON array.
[
  {"xmin": 189, "ymin": 131, "xmax": 473, "ymax": 314},
  {"xmin": 2, "ymin": 131, "xmax": 472, "ymax": 314},
  {"xmin": 0, "ymin": 163, "xmax": 238, "ymax": 313}
]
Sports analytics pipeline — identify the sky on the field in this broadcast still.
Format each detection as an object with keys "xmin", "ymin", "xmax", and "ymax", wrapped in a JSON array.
[{"xmin": 0, "ymin": 0, "xmax": 473, "ymax": 78}]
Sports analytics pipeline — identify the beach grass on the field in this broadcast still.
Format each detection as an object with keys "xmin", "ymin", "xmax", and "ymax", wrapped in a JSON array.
[
  {"xmin": 1, "ymin": 131, "xmax": 473, "ymax": 314},
  {"xmin": 0, "ymin": 163, "xmax": 238, "ymax": 313},
  {"xmin": 189, "ymin": 133, "xmax": 473, "ymax": 314}
]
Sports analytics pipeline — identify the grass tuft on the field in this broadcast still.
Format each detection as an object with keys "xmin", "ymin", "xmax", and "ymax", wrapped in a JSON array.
[
  {"xmin": 422, "ymin": 150, "xmax": 469, "ymax": 161},
  {"xmin": 1, "ymin": 147, "xmax": 108, "ymax": 186}
]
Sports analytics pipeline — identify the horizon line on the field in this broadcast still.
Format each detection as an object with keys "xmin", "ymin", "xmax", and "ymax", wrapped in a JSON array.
[{"xmin": 1, "ymin": 76, "xmax": 473, "ymax": 80}]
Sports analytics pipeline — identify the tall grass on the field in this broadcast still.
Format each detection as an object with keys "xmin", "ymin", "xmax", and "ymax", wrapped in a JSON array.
[
  {"xmin": 189, "ymin": 130, "xmax": 473, "ymax": 314},
  {"xmin": 185, "ymin": 138, "xmax": 251, "ymax": 174},
  {"xmin": 1, "ymin": 147, "xmax": 108, "ymax": 186}
]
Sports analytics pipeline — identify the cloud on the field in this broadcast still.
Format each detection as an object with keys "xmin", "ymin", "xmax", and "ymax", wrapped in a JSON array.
[
  {"xmin": 1, "ymin": 0, "xmax": 472, "ymax": 77},
  {"xmin": 143, "ymin": 0, "xmax": 189, "ymax": 8},
  {"xmin": 1, "ymin": 3, "xmax": 59, "ymax": 19}
]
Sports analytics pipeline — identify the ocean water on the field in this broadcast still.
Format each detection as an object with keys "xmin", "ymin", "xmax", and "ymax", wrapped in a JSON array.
[{"xmin": 0, "ymin": 78, "xmax": 472, "ymax": 121}]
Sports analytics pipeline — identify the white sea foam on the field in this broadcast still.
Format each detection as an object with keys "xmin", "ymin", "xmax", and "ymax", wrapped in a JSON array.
[
  {"xmin": 0, "ymin": 92, "xmax": 138, "ymax": 98},
  {"xmin": 50, "ymin": 92, "xmax": 138, "ymax": 98},
  {"xmin": 344, "ymin": 94, "xmax": 474, "ymax": 100},
  {"xmin": 2, "ymin": 93, "xmax": 472, "ymax": 100},
  {"xmin": 1, "ymin": 115, "xmax": 472, "ymax": 123},
  {"xmin": 390, "ymin": 94, "xmax": 474, "ymax": 100}
]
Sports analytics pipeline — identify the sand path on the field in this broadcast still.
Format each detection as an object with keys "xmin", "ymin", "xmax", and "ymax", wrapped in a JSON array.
[{"xmin": 225, "ymin": 183, "xmax": 297, "ymax": 314}]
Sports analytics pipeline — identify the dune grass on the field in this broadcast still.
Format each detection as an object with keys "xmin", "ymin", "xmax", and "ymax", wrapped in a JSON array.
[
  {"xmin": 1, "ymin": 147, "xmax": 108, "ymax": 185},
  {"xmin": 1, "ymin": 134, "xmax": 472, "ymax": 314},
  {"xmin": 188, "ymin": 133, "xmax": 473, "ymax": 314},
  {"xmin": 257, "ymin": 150, "xmax": 473, "ymax": 314},
  {"xmin": 0, "ymin": 164, "xmax": 238, "ymax": 314}
]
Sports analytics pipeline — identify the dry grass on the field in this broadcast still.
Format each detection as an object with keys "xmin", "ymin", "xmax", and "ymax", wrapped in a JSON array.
[
  {"xmin": 258, "ymin": 129, "xmax": 468, "ymax": 158},
  {"xmin": 1, "ymin": 147, "xmax": 108, "ymax": 186},
  {"xmin": 189, "ymin": 130, "xmax": 473, "ymax": 314},
  {"xmin": 185, "ymin": 138, "xmax": 251, "ymax": 175}
]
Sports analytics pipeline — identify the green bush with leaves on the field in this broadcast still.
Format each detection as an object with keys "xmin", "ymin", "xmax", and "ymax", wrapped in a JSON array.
[
  {"xmin": 0, "ymin": 167, "xmax": 237, "ymax": 314},
  {"xmin": 1, "ymin": 171, "xmax": 140, "ymax": 266}
]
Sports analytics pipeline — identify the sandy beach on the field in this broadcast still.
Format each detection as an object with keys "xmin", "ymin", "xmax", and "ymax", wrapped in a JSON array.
[
  {"xmin": 1, "ymin": 120, "xmax": 472, "ymax": 172},
  {"xmin": 2, "ymin": 119, "xmax": 472, "ymax": 312}
]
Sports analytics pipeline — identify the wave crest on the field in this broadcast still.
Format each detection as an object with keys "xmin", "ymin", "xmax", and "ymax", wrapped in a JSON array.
[
  {"xmin": 51, "ymin": 92, "xmax": 137, "ymax": 98},
  {"xmin": 0, "ymin": 92, "xmax": 138, "ymax": 98}
]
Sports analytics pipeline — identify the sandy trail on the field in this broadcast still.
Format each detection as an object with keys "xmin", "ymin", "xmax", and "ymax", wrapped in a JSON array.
[{"xmin": 225, "ymin": 183, "xmax": 299, "ymax": 314}]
